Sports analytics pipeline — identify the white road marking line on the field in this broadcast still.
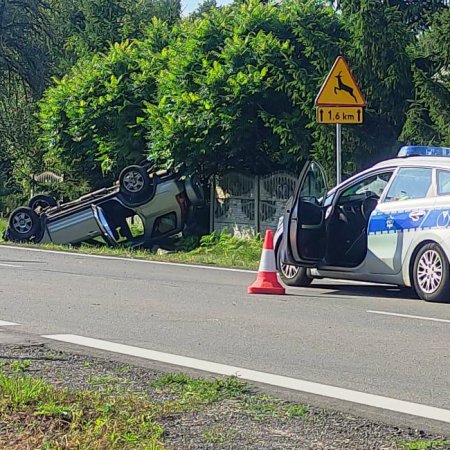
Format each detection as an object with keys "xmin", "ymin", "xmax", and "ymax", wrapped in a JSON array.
[
  {"xmin": 0, "ymin": 263, "xmax": 22, "ymax": 268},
  {"xmin": 0, "ymin": 245, "xmax": 254, "ymax": 274},
  {"xmin": 43, "ymin": 334, "xmax": 450, "ymax": 424},
  {"xmin": 0, "ymin": 245, "xmax": 389, "ymax": 288},
  {"xmin": 367, "ymin": 310, "xmax": 450, "ymax": 324},
  {"xmin": 0, "ymin": 320, "xmax": 19, "ymax": 326}
]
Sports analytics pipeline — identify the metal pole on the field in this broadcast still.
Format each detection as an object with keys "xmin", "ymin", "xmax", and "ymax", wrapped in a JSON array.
[
  {"xmin": 336, "ymin": 123, "xmax": 342, "ymax": 185},
  {"xmin": 209, "ymin": 175, "xmax": 215, "ymax": 233}
]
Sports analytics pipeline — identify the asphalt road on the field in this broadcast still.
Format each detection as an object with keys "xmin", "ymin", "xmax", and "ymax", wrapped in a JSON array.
[{"xmin": 1, "ymin": 245, "xmax": 450, "ymax": 432}]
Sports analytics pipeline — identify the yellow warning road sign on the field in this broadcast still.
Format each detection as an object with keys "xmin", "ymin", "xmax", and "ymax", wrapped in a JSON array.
[
  {"xmin": 315, "ymin": 57, "xmax": 366, "ymax": 107},
  {"xmin": 317, "ymin": 106, "xmax": 363, "ymax": 124}
]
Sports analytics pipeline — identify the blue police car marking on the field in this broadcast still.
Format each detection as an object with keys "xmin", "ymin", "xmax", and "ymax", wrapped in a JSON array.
[{"xmin": 368, "ymin": 207, "xmax": 450, "ymax": 235}]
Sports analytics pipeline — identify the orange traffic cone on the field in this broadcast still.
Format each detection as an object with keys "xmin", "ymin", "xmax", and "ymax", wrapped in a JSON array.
[{"xmin": 248, "ymin": 230, "xmax": 286, "ymax": 295}]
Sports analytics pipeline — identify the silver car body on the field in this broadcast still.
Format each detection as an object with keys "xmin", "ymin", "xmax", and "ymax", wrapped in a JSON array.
[
  {"xmin": 6, "ymin": 167, "xmax": 203, "ymax": 247},
  {"xmin": 275, "ymin": 156, "xmax": 450, "ymax": 287}
]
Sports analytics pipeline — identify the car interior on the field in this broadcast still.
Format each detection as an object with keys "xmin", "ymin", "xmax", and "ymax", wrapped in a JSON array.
[
  {"xmin": 324, "ymin": 172, "xmax": 393, "ymax": 267},
  {"xmin": 292, "ymin": 170, "xmax": 395, "ymax": 268}
]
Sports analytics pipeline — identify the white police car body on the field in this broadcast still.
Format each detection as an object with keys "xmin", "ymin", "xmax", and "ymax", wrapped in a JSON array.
[{"xmin": 276, "ymin": 146, "xmax": 450, "ymax": 302}]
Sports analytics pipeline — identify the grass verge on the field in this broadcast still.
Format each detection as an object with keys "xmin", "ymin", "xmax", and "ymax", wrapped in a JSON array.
[
  {"xmin": 1, "ymin": 348, "xmax": 448, "ymax": 449},
  {"xmin": 398, "ymin": 440, "xmax": 450, "ymax": 450},
  {"xmin": 0, "ymin": 370, "xmax": 250, "ymax": 449},
  {"xmin": 0, "ymin": 218, "xmax": 262, "ymax": 270}
]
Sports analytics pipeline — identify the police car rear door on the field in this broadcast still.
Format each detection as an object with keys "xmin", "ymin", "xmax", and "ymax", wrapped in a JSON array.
[
  {"xmin": 285, "ymin": 160, "xmax": 328, "ymax": 267},
  {"xmin": 367, "ymin": 166, "xmax": 435, "ymax": 274}
]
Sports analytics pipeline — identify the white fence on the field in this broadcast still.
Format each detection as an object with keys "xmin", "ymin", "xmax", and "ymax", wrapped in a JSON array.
[{"xmin": 210, "ymin": 171, "xmax": 298, "ymax": 235}]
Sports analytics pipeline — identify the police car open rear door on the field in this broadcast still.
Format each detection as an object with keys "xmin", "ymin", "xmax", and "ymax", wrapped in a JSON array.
[{"xmin": 285, "ymin": 160, "xmax": 328, "ymax": 267}]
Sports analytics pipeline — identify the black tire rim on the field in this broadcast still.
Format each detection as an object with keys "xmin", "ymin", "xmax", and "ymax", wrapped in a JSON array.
[
  {"xmin": 12, "ymin": 212, "xmax": 33, "ymax": 234},
  {"xmin": 123, "ymin": 171, "xmax": 145, "ymax": 193}
]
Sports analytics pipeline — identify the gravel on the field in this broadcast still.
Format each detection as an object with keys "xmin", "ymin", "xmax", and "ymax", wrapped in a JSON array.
[{"xmin": 0, "ymin": 343, "xmax": 449, "ymax": 450}]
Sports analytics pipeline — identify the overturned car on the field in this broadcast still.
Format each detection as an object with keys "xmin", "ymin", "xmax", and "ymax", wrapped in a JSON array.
[{"xmin": 4, "ymin": 164, "xmax": 205, "ymax": 247}]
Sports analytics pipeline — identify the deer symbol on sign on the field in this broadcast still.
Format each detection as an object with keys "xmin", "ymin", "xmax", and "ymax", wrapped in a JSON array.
[{"xmin": 334, "ymin": 71, "xmax": 358, "ymax": 102}]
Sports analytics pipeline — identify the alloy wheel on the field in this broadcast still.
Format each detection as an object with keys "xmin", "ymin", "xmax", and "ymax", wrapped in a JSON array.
[
  {"xmin": 12, "ymin": 212, "xmax": 33, "ymax": 234},
  {"xmin": 417, "ymin": 249, "xmax": 443, "ymax": 294},
  {"xmin": 123, "ymin": 171, "xmax": 145, "ymax": 193},
  {"xmin": 281, "ymin": 262, "xmax": 300, "ymax": 279}
]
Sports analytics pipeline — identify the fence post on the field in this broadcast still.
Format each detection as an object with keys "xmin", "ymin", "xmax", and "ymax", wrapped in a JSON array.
[
  {"xmin": 209, "ymin": 175, "xmax": 216, "ymax": 233},
  {"xmin": 255, "ymin": 175, "xmax": 260, "ymax": 234}
]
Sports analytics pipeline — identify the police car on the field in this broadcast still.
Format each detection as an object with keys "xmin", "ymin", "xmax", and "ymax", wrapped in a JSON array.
[{"xmin": 275, "ymin": 146, "xmax": 450, "ymax": 302}]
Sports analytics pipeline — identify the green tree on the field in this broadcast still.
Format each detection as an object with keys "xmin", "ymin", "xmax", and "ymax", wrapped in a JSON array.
[
  {"xmin": 190, "ymin": 0, "xmax": 218, "ymax": 19},
  {"xmin": 39, "ymin": 20, "xmax": 173, "ymax": 186},
  {"xmin": 146, "ymin": 0, "xmax": 342, "ymax": 177},
  {"xmin": 335, "ymin": 0, "xmax": 415, "ymax": 171},
  {"xmin": 48, "ymin": 0, "xmax": 181, "ymax": 72},
  {"xmin": 401, "ymin": 6, "xmax": 450, "ymax": 146}
]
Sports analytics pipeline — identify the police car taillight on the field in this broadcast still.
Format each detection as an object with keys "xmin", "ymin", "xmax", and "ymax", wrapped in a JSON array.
[{"xmin": 397, "ymin": 145, "xmax": 450, "ymax": 157}]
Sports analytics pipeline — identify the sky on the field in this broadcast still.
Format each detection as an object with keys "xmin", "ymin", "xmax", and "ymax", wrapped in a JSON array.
[{"xmin": 182, "ymin": 0, "xmax": 232, "ymax": 15}]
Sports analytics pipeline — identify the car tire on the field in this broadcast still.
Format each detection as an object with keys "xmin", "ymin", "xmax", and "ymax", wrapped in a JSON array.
[
  {"xmin": 29, "ymin": 194, "xmax": 57, "ymax": 212},
  {"xmin": 8, "ymin": 207, "xmax": 42, "ymax": 242},
  {"xmin": 185, "ymin": 175, "xmax": 205, "ymax": 207},
  {"xmin": 412, "ymin": 242, "xmax": 450, "ymax": 303},
  {"xmin": 276, "ymin": 247, "xmax": 313, "ymax": 287},
  {"xmin": 119, "ymin": 165, "xmax": 150, "ymax": 198}
]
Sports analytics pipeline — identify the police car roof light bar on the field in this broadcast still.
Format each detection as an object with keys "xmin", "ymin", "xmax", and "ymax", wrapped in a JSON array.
[{"xmin": 398, "ymin": 146, "xmax": 450, "ymax": 157}]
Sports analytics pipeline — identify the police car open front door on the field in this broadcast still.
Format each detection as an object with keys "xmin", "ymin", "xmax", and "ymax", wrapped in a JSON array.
[{"xmin": 286, "ymin": 161, "xmax": 328, "ymax": 267}]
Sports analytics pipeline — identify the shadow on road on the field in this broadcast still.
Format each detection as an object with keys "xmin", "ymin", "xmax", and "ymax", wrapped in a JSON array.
[{"xmin": 300, "ymin": 283, "xmax": 419, "ymax": 301}]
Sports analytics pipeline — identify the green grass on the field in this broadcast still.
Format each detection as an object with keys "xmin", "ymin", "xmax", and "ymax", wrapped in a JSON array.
[
  {"xmin": 152, "ymin": 373, "xmax": 249, "ymax": 408},
  {"xmin": 0, "ymin": 217, "xmax": 6, "ymax": 237},
  {"xmin": 202, "ymin": 425, "xmax": 235, "ymax": 444},
  {"xmin": 399, "ymin": 440, "xmax": 450, "ymax": 450},
  {"xmin": 0, "ymin": 372, "xmax": 164, "ymax": 448},
  {"xmin": 87, "ymin": 375, "xmax": 117, "ymax": 385},
  {"xmin": 0, "ymin": 217, "xmax": 262, "ymax": 270},
  {"xmin": 242, "ymin": 394, "xmax": 308, "ymax": 421},
  {"xmin": 0, "ymin": 371, "xmax": 250, "ymax": 449},
  {"xmin": 10, "ymin": 359, "xmax": 32, "ymax": 373},
  {"xmin": 0, "ymin": 367, "xmax": 311, "ymax": 448}
]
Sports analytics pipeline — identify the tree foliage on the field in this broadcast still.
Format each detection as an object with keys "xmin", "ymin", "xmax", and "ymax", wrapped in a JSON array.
[
  {"xmin": 0, "ymin": 0, "xmax": 182, "ymax": 205},
  {"xmin": 6, "ymin": 0, "xmax": 450, "ymax": 207},
  {"xmin": 39, "ymin": 20, "xmax": 173, "ymax": 186}
]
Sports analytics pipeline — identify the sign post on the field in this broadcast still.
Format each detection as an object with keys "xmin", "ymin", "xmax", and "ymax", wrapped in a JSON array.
[
  {"xmin": 336, "ymin": 123, "xmax": 342, "ymax": 185},
  {"xmin": 315, "ymin": 56, "xmax": 366, "ymax": 184}
]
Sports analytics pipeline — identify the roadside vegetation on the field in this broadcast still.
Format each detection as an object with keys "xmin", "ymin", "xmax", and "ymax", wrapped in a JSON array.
[
  {"xmin": 0, "ymin": 347, "xmax": 448, "ymax": 449},
  {"xmin": 2, "ymin": 1, "xmax": 450, "ymax": 211},
  {"xmin": 0, "ymin": 369, "xmax": 247, "ymax": 448}
]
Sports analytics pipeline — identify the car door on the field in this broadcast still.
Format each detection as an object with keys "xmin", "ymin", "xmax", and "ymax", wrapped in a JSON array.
[
  {"xmin": 284, "ymin": 160, "xmax": 328, "ymax": 267},
  {"xmin": 366, "ymin": 167, "xmax": 435, "ymax": 274}
]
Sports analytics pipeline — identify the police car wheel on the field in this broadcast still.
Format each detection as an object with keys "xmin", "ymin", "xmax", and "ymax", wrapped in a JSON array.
[
  {"xmin": 413, "ymin": 243, "xmax": 450, "ymax": 303},
  {"xmin": 276, "ymin": 249, "xmax": 312, "ymax": 287}
]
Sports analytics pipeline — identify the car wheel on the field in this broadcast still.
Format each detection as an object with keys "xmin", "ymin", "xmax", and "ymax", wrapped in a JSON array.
[
  {"xmin": 276, "ymin": 248, "xmax": 313, "ymax": 287},
  {"xmin": 413, "ymin": 242, "xmax": 450, "ymax": 303},
  {"xmin": 8, "ymin": 207, "xmax": 42, "ymax": 242},
  {"xmin": 29, "ymin": 194, "xmax": 57, "ymax": 212},
  {"xmin": 119, "ymin": 165, "xmax": 150, "ymax": 197}
]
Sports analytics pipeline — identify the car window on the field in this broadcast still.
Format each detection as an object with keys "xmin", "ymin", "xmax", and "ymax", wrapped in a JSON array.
[
  {"xmin": 300, "ymin": 161, "xmax": 327, "ymax": 201},
  {"xmin": 437, "ymin": 170, "xmax": 450, "ymax": 196},
  {"xmin": 340, "ymin": 172, "xmax": 393, "ymax": 200},
  {"xmin": 384, "ymin": 167, "xmax": 432, "ymax": 203}
]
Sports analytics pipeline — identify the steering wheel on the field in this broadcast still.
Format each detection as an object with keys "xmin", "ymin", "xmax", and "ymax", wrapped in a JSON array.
[{"xmin": 361, "ymin": 193, "xmax": 379, "ymax": 221}]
